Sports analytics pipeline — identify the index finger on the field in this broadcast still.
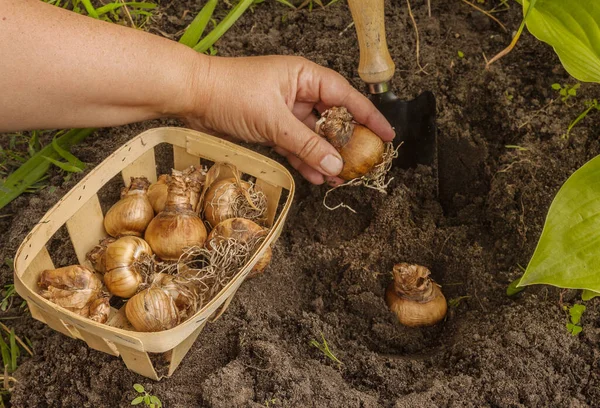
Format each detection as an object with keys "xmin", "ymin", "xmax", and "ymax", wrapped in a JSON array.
[{"xmin": 302, "ymin": 64, "xmax": 396, "ymax": 142}]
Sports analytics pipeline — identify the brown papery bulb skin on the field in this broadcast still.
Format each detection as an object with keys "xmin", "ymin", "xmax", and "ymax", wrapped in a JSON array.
[
  {"xmin": 104, "ymin": 177, "xmax": 154, "ymax": 238},
  {"xmin": 316, "ymin": 107, "xmax": 385, "ymax": 180},
  {"xmin": 86, "ymin": 237, "xmax": 116, "ymax": 274},
  {"xmin": 39, "ymin": 265, "xmax": 105, "ymax": 316},
  {"xmin": 103, "ymin": 236, "xmax": 152, "ymax": 298},
  {"xmin": 183, "ymin": 166, "xmax": 206, "ymax": 213},
  {"xmin": 147, "ymin": 174, "xmax": 170, "ymax": 214},
  {"xmin": 203, "ymin": 178, "xmax": 255, "ymax": 228},
  {"xmin": 125, "ymin": 288, "xmax": 179, "ymax": 332},
  {"xmin": 207, "ymin": 217, "xmax": 272, "ymax": 277},
  {"xmin": 385, "ymin": 263, "xmax": 447, "ymax": 328},
  {"xmin": 145, "ymin": 171, "xmax": 207, "ymax": 261},
  {"xmin": 88, "ymin": 298, "xmax": 111, "ymax": 323}
]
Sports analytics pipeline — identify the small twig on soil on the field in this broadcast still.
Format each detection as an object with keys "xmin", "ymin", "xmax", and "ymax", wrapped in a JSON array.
[
  {"xmin": 427, "ymin": 0, "xmax": 431, "ymax": 17},
  {"xmin": 406, "ymin": 0, "xmax": 429, "ymax": 75},
  {"xmin": 339, "ymin": 21, "xmax": 355, "ymax": 37},
  {"xmin": 0, "ymin": 322, "xmax": 33, "ymax": 356},
  {"xmin": 460, "ymin": 0, "xmax": 507, "ymax": 32},
  {"xmin": 517, "ymin": 98, "xmax": 557, "ymax": 129},
  {"xmin": 120, "ymin": 0, "xmax": 135, "ymax": 27}
]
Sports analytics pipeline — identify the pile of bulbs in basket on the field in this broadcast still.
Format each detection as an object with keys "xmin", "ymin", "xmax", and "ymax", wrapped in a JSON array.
[{"xmin": 37, "ymin": 163, "xmax": 272, "ymax": 332}]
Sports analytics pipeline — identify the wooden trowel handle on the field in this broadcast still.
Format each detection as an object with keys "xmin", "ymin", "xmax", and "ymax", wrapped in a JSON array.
[{"xmin": 347, "ymin": 0, "xmax": 395, "ymax": 87}]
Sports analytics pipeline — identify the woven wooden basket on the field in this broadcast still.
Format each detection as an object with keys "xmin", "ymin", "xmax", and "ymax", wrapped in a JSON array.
[{"xmin": 13, "ymin": 127, "xmax": 295, "ymax": 380}]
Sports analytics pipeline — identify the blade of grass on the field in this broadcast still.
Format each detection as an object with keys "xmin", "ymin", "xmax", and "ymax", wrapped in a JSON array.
[
  {"xmin": 179, "ymin": 0, "xmax": 218, "ymax": 47},
  {"xmin": 0, "ymin": 128, "xmax": 95, "ymax": 211},
  {"xmin": 96, "ymin": 2, "xmax": 157, "ymax": 17},
  {"xmin": 8, "ymin": 330, "xmax": 17, "ymax": 373},
  {"xmin": 193, "ymin": 0, "xmax": 254, "ymax": 53},
  {"xmin": 51, "ymin": 136, "xmax": 85, "ymax": 170},
  {"xmin": 0, "ymin": 335, "xmax": 9, "ymax": 372},
  {"xmin": 42, "ymin": 156, "xmax": 84, "ymax": 173},
  {"xmin": 80, "ymin": 0, "xmax": 99, "ymax": 18},
  {"xmin": 275, "ymin": 0, "xmax": 297, "ymax": 8}
]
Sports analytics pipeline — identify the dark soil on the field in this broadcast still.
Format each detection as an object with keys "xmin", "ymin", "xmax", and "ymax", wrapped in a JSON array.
[{"xmin": 2, "ymin": 1, "xmax": 600, "ymax": 407}]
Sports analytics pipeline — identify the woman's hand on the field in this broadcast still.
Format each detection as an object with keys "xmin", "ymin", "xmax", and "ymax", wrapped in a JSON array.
[
  {"xmin": 182, "ymin": 55, "xmax": 395, "ymax": 185},
  {"xmin": 1, "ymin": 1, "xmax": 394, "ymax": 186}
]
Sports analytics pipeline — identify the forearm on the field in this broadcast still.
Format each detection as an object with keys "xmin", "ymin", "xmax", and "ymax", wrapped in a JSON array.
[{"xmin": 0, "ymin": 0, "xmax": 205, "ymax": 132}]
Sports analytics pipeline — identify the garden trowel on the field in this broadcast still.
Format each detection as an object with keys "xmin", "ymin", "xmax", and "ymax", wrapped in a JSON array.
[{"xmin": 347, "ymin": 0, "xmax": 437, "ymax": 171}]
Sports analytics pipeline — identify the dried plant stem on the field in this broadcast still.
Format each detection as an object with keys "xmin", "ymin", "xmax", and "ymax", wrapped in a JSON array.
[
  {"xmin": 120, "ymin": 0, "xmax": 135, "ymax": 27},
  {"xmin": 1, "ymin": 373, "xmax": 17, "ymax": 391},
  {"xmin": 406, "ymin": 0, "xmax": 429, "ymax": 75},
  {"xmin": 460, "ymin": 0, "xmax": 507, "ymax": 32}
]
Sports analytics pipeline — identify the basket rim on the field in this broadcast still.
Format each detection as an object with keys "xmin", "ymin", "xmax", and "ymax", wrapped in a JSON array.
[{"xmin": 13, "ymin": 126, "xmax": 295, "ymax": 347}]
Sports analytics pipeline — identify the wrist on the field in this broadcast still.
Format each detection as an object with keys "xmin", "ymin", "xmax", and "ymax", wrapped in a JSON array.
[{"xmin": 159, "ymin": 46, "xmax": 214, "ymax": 120}]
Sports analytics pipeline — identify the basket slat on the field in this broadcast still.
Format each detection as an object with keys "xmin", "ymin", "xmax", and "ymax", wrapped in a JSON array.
[
  {"xmin": 166, "ymin": 322, "xmax": 206, "ymax": 376},
  {"xmin": 66, "ymin": 194, "xmax": 107, "ymax": 266},
  {"xmin": 79, "ymin": 330, "xmax": 119, "ymax": 356},
  {"xmin": 186, "ymin": 136, "xmax": 292, "ymax": 189},
  {"xmin": 115, "ymin": 343, "xmax": 159, "ymax": 380},
  {"xmin": 121, "ymin": 148, "xmax": 157, "ymax": 186},
  {"xmin": 38, "ymin": 311, "xmax": 77, "ymax": 339},
  {"xmin": 173, "ymin": 145, "xmax": 200, "ymax": 171}
]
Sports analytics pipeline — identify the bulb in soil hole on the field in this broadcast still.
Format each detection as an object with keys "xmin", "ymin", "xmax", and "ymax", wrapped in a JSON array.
[
  {"xmin": 147, "ymin": 174, "xmax": 170, "ymax": 214},
  {"xmin": 316, "ymin": 107, "xmax": 385, "ymax": 180},
  {"xmin": 145, "ymin": 170, "xmax": 207, "ymax": 260},
  {"xmin": 385, "ymin": 263, "xmax": 447, "ymax": 327},
  {"xmin": 203, "ymin": 178, "xmax": 266, "ymax": 228},
  {"xmin": 39, "ymin": 265, "xmax": 104, "ymax": 310},
  {"xmin": 104, "ymin": 177, "xmax": 154, "ymax": 237},
  {"xmin": 103, "ymin": 236, "xmax": 153, "ymax": 298},
  {"xmin": 206, "ymin": 218, "xmax": 272, "ymax": 277},
  {"xmin": 126, "ymin": 287, "xmax": 179, "ymax": 332},
  {"xmin": 86, "ymin": 237, "xmax": 117, "ymax": 273}
]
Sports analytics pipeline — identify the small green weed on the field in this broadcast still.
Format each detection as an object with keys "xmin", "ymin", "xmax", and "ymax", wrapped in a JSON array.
[
  {"xmin": 310, "ymin": 332, "xmax": 342, "ymax": 366},
  {"xmin": 1, "ymin": 285, "xmax": 26, "ymax": 313},
  {"xmin": 565, "ymin": 304, "xmax": 586, "ymax": 336},
  {"xmin": 264, "ymin": 398, "xmax": 278, "ymax": 407},
  {"xmin": 131, "ymin": 384, "xmax": 162, "ymax": 407},
  {"xmin": 551, "ymin": 82, "xmax": 580, "ymax": 104},
  {"xmin": 565, "ymin": 99, "xmax": 600, "ymax": 138},
  {"xmin": 448, "ymin": 296, "xmax": 470, "ymax": 308},
  {"xmin": 457, "ymin": 50, "xmax": 465, "ymax": 58}
]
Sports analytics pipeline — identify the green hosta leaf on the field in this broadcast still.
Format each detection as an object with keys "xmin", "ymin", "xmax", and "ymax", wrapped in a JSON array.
[
  {"xmin": 518, "ymin": 154, "xmax": 600, "ymax": 292},
  {"xmin": 582, "ymin": 289, "xmax": 600, "ymax": 300},
  {"xmin": 523, "ymin": 0, "xmax": 600, "ymax": 83}
]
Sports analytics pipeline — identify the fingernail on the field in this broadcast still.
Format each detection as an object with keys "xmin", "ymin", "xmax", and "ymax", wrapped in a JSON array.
[{"xmin": 320, "ymin": 154, "xmax": 343, "ymax": 176}]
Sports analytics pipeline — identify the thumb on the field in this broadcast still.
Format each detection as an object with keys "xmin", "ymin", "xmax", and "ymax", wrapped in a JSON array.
[{"xmin": 273, "ymin": 111, "xmax": 344, "ymax": 177}]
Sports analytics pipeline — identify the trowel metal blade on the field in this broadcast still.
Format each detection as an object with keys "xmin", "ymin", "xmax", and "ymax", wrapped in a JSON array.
[{"xmin": 370, "ymin": 90, "xmax": 437, "ymax": 169}]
